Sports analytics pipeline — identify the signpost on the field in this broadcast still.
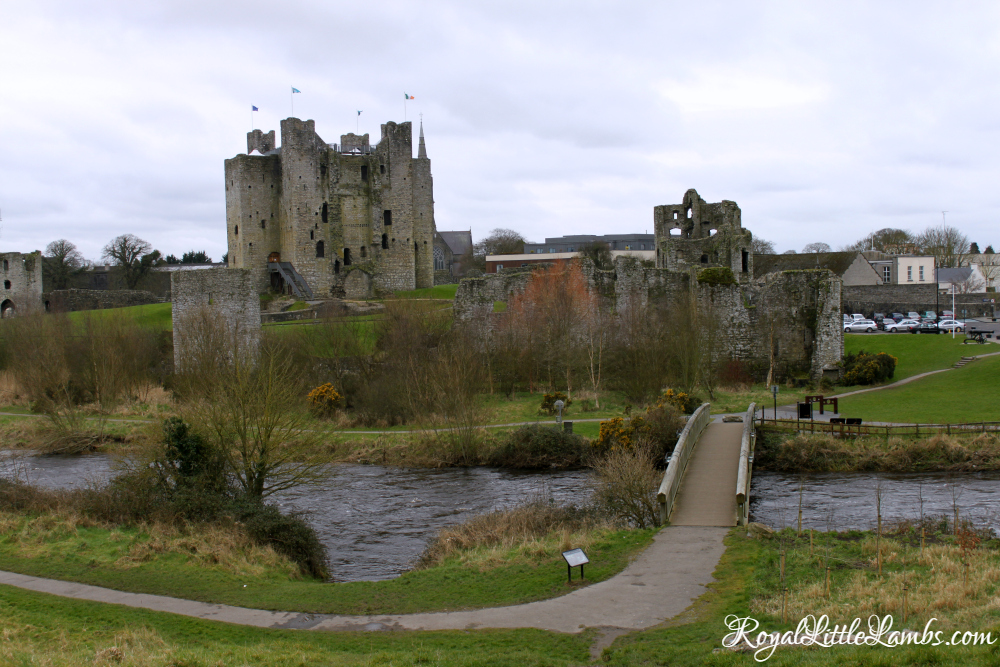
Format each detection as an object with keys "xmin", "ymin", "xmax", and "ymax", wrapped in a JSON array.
[
  {"xmin": 554, "ymin": 399, "xmax": 565, "ymax": 424},
  {"xmin": 562, "ymin": 548, "xmax": 589, "ymax": 583}
]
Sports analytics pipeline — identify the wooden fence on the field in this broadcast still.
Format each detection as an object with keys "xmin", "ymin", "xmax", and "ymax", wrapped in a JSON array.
[{"xmin": 763, "ymin": 419, "xmax": 1000, "ymax": 438}]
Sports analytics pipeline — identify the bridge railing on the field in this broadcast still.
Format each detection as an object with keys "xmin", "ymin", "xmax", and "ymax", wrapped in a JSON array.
[
  {"xmin": 657, "ymin": 403, "xmax": 711, "ymax": 525},
  {"xmin": 735, "ymin": 402, "xmax": 757, "ymax": 526}
]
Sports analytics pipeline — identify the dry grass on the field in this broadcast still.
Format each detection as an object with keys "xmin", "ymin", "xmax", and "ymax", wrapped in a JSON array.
[
  {"xmin": 0, "ymin": 508, "xmax": 299, "ymax": 579},
  {"xmin": 0, "ymin": 371, "xmax": 26, "ymax": 406},
  {"xmin": 416, "ymin": 499, "xmax": 613, "ymax": 570},
  {"xmin": 751, "ymin": 531, "xmax": 1000, "ymax": 631}
]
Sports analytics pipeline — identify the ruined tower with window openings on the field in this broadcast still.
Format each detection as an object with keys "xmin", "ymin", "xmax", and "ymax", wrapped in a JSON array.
[
  {"xmin": 225, "ymin": 117, "xmax": 436, "ymax": 297},
  {"xmin": 654, "ymin": 188, "xmax": 753, "ymax": 281}
]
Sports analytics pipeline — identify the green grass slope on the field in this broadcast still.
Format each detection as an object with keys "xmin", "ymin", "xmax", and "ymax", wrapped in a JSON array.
[
  {"xmin": 838, "ymin": 353, "xmax": 1000, "ymax": 423},
  {"xmin": 843, "ymin": 332, "xmax": 974, "ymax": 383},
  {"xmin": 67, "ymin": 302, "xmax": 172, "ymax": 331}
]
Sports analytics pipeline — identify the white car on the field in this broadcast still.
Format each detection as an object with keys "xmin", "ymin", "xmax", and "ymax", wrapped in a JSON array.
[
  {"xmin": 937, "ymin": 319, "xmax": 965, "ymax": 332},
  {"xmin": 845, "ymin": 319, "xmax": 877, "ymax": 333},
  {"xmin": 887, "ymin": 319, "xmax": 920, "ymax": 332},
  {"xmin": 851, "ymin": 314, "xmax": 866, "ymax": 321}
]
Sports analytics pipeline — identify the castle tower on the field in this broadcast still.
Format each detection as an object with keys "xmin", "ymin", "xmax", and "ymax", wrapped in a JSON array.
[
  {"xmin": 225, "ymin": 118, "xmax": 437, "ymax": 296},
  {"xmin": 412, "ymin": 121, "xmax": 435, "ymax": 289}
]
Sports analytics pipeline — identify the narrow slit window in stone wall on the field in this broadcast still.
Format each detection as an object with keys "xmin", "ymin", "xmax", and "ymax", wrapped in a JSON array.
[
  {"xmin": 2, "ymin": 260, "xmax": 7, "ymax": 270},
  {"xmin": 344, "ymin": 248, "xmax": 352, "ymax": 265},
  {"xmin": 322, "ymin": 202, "xmax": 328, "ymax": 223},
  {"xmin": 383, "ymin": 210, "xmax": 392, "ymax": 226},
  {"xmin": 361, "ymin": 166, "xmax": 368, "ymax": 181},
  {"xmin": 334, "ymin": 260, "xmax": 340, "ymax": 274},
  {"xmin": 381, "ymin": 233, "xmax": 388, "ymax": 249},
  {"xmin": 234, "ymin": 225, "xmax": 239, "ymax": 236},
  {"xmin": 261, "ymin": 220, "xmax": 266, "ymax": 229},
  {"xmin": 316, "ymin": 241, "xmax": 324, "ymax": 258},
  {"xmin": 360, "ymin": 246, "xmax": 367, "ymax": 258},
  {"xmin": 380, "ymin": 164, "xmax": 385, "ymax": 174},
  {"xmin": 3, "ymin": 281, "xmax": 9, "ymax": 290},
  {"xmin": 310, "ymin": 230, "xmax": 314, "ymax": 240},
  {"xmin": 742, "ymin": 250, "xmax": 749, "ymax": 273}
]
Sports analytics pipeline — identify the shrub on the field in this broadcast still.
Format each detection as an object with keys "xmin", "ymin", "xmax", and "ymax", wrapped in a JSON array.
[
  {"xmin": 594, "ymin": 403, "xmax": 683, "ymax": 462},
  {"xmin": 656, "ymin": 389, "xmax": 701, "ymax": 414},
  {"xmin": 232, "ymin": 500, "xmax": 328, "ymax": 579},
  {"xmin": 696, "ymin": 267, "xmax": 737, "ymax": 286},
  {"xmin": 841, "ymin": 350, "xmax": 897, "ymax": 385},
  {"xmin": 539, "ymin": 392, "xmax": 571, "ymax": 416},
  {"xmin": 591, "ymin": 440, "xmax": 662, "ymax": 529},
  {"xmin": 307, "ymin": 383, "xmax": 344, "ymax": 418},
  {"xmin": 487, "ymin": 425, "xmax": 588, "ymax": 468}
]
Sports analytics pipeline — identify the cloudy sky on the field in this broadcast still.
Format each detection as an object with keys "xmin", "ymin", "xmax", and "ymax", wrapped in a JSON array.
[{"xmin": 2, "ymin": 1, "xmax": 1000, "ymax": 261}]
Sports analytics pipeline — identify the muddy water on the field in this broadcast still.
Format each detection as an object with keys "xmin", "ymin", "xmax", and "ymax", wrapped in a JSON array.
[
  {"xmin": 0, "ymin": 452, "xmax": 591, "ymax": 581},
  {"xmin": 750, "ymin": 471, "xmax": 1000, "ymax": 532}
]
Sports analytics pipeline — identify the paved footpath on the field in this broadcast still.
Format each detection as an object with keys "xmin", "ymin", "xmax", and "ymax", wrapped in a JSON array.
[{"xmin": 0, "ymin": 526, "xmax": 727, "ymax": 634}]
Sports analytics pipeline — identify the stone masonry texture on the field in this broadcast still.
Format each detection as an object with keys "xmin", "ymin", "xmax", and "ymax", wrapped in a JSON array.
[
  {"xmin": 0, "ymin": 252, "xmax": 44, "ymax": 316},
  {"xmin": 171, "ymin": 269, "xmax": 261, "ymax": 371}
]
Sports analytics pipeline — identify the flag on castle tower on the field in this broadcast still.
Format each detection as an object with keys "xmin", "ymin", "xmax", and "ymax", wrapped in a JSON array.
[
  {"xmin": 252, "ymin": 105, "xmax": 258, "ymax": 111},
  {"xmin": 292, "ymin": 87, "xmax": 301, "ymax": 94},
  {"xmin": 357, "ymin": 110, "xmax": 362, "ymax": 116},
  {"xmin": 404, "ymin": 93, "xmax": 414, "ymax": 100}
]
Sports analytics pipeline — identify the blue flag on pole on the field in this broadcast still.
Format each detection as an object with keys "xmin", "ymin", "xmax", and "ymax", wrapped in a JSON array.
[
  {"xmin": 357, "ymin": 110, "xmax": 362, "ymax": 116},
  {"xmin": 252, "ymin": 105, "xmax": 258, "ymax": 111},
  {"xmin": 292, "ymin": 87, "xmax": 301, "ymax": 93}
]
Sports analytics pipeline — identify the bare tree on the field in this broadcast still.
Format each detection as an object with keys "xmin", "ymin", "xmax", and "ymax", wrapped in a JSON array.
[
  {"xmin": 101, "ymin": 234, "xmax": 162, "ymax": 289},
  {"xmin": 43, "ymin": 239, "xmax": 86, "ymax": 290},
  {"xmin": 952, "ymin": 273, "xmax": 985, "ymax": 294},
  {"xmin": 842, "ymin": 228, "xmax": 916, "ymax": 253},
  {"xmin": 751, "ymin": 237, "xmax": 776, "ymax": 254},
  {"xmin": 580, "ymin": 241, "xmax": 613, "ymax": 270},
  {"xmin": 802, "ymin": 242, "xmax": 832, "ymax": 253},
  {"xmin": 917, "ymin": 225, "xmax": 970, "ymax": 268}
]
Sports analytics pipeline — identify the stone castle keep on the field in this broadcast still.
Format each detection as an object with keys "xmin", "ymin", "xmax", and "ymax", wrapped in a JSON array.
[{"xmin": 225, "ymin": 118, "xmax": 436, "ymax": 298}]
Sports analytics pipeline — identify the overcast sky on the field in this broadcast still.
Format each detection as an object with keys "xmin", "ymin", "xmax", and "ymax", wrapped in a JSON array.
[{"xmin": 3, "ymin": 1, "xmax": 1000, "ymax": 261}]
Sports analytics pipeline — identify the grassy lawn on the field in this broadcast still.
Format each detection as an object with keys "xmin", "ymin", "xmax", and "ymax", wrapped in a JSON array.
[
  {"xmin": 66, "ymin": 302, "xmax": 172, "ymax": 331},
  {"xmin": 842, "ymin": 332, "xmax": 975, "ymax": 383},
  {"xmin": 837, "ymin": 353, "xmax": 1000, "ymax": 423},
  {"xmin": 0, "ymin": 513, "xmax": 655, "ymax": 615},
  {"xmin": 0, "ymin": 585, "xmax": 592, "ymax": 666},
  {"xmin": 393, "ymin": 283, "xmax": 459, "ymax": 300},
  {"xmin": 602, "ymin": 527, "xmax": 1000, "ymax": 665}
]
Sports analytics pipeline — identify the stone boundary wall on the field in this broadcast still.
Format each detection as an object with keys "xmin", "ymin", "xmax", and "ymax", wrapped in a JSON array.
[
  {"xmin": 44, "ymin": 289, "xmax": 162, "ymax": 312},
  {"xmin": 844, "ymin": 284, "xmax": 997, "ymax": 317},
  {"xmin": 171, "ymin": 269, "xmax": 261, "ymax": 371},
  {"xmin": 453, "ymin": 258, "xmax": 844, "ymax": 381}
]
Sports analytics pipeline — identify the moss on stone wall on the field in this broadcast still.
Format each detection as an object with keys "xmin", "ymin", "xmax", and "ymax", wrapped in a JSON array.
[{"xmin": 696, "ymin": 266, "xmax": 737, "ymax": 286}]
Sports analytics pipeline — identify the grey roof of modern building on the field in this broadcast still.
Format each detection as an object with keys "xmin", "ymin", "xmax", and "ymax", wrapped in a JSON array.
[
  {"xmin": 753, "ymin": 252, "xmax": 864, "ymax": 279},
  {"xmin": 936, "ymin": 267, "xmax": 972, "ymax": 282}
]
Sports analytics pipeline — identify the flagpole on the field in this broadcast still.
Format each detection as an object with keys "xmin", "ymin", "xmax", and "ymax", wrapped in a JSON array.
[{"xmin": 291, "ymin": 87, "xmax": 294, "ymax": 117}]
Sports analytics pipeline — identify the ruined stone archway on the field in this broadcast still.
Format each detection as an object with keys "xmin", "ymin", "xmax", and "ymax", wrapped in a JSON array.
[{"xmin": 0, "ymin": 299, "xmax": 14, "ymax": 318}]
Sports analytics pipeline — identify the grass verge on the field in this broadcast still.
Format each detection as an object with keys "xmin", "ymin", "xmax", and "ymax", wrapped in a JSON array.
[
  {"xmin": 66, "ymin": 302, "xmax": 173, "ymax": 331},
  {"xmin": 0, "ymin": 584, "xmax": 593, "ymax": 666},
  {"xmin": 602, "ymin": 525, "xmax": 1000, "ymax": 665},
  {"xmin": 843, "ymin": 332, "xmax": 977, "ymax": 383},
  {"xmin": 0, "ymin": 508, "xmax": 654, "ymax": 615}
]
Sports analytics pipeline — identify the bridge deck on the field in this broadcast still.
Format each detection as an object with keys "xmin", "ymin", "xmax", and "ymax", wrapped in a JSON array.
[{"xmin": 669, "ymin": 422, "xmax": 743, "ymax": 527}]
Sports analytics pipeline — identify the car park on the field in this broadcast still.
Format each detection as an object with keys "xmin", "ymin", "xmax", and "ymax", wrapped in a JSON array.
[
  {"xmin": 938, "ymin": 319, "xmax": 965, "ymax": 332},
  {"xmin": 845, "ymin": 319, "xmax": 878, "ymax": 333},
  {"xmin": 887, "ymin": 319, "xmax": 920, "ymax": 332},
  {"xmin": 922, "ymin": 311, "xmax": 938, "ymax": 323},
  {"xmin": 907, "ymin": 311, "xmax": 920, "ymax": 321},
  {"xmin": 873, "ymin": 313, "xmax": 886, "ymax": 324},
  {"xmin": 851, "ymin": 314, "xmax": 865, "ymax": 321},
  {"xmin": 878, "ymin": 317, "xmax": 895, "ymax": 330},
  {"xmin": 891, "ymin": 312, "xmax": 905, "ymax": 322}
]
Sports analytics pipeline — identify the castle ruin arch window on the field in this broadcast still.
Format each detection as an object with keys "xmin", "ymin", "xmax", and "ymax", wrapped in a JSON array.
[
  {"xmin": 383, "ymin": 210, "xmax": 392, "ymax": 226},
  {"xmin": 322, "ymin": 202, "xmax": 328, "ymax": 223},
  {"xmin": 360, "ymin": 246, "xmax": 367, "ymax": 258},
  {"xmin": 3, "ymin": 280, "xmax": 9, "ymax": 290},
  {"xmin": 334, "ymin": 260, "xmax": 340, "ymax": 274},
  {"xmin": 673, "ymin": 211, "xmax": 678, "ymax": 220},
  {"xmin": 343, "ymin": 248, "xmax": 352, "ymax": 265},
  {"xmin": 316, "ymin": 241, "xmax": 325, "ymax": 258},
  {"xmin": 380, "ymin": 164, "xmax": 385, "ymax": 174},
  {"xmin": 0, "ymin": 300, "xmax": 12, "ymax": 318},
  {"xmin": 686, "ymin": 208, "xmax": 692, "ymax": 219},
  {"xmin": 669, "ymin": 227, "xmax": 681, "ymax": 236},
  {"xmin": 381, "ymin": 233, "xmax": 388, "ymax": 249},
  {"xmin": 434, "ymin": 246, "xmax": 445, "ymax": 270},
  {"xmin": 234, "ymin": 225, "xmax": 239, "ymax": 236},
  {"xmin": 310, "ymin": 230, "xmax": 314, "ymax": 240},
  {"xmin": 741, "ymin": 250, "xmax": 749, "ymax": 273},
  {"xmin": 361, "ymin": 166, "xmax": 368, "ymax": 181},
  {"xmin": 261, "ymin": 220, "xmax": 266, "ymax": 229}
]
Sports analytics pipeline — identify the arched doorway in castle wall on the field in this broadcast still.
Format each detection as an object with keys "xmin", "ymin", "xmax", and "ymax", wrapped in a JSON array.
[{"xmin": 0, "ymin": 300, "xmax": 14, "ymax": 318}]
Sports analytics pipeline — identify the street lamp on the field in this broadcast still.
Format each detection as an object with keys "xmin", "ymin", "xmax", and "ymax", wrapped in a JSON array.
[{"xmin": 554, "ymin": 399, "xmax": 565, "ymax": 424}]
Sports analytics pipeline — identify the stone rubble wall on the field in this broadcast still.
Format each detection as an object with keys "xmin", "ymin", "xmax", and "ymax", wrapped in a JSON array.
[
  {"xmin": 44, "ymin": 289, "xmax": 163, "ymax": 312},
  {"xmin": 843, "ymin": 284, "xmax": 997, "ymax": 317},
  {"xmin": 0, "ymin": 252, "xmax": 44, "ymax": 315}
]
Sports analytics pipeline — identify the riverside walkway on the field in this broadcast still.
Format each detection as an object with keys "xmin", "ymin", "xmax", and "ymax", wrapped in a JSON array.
[{"xmin": 0, "ymin": 407, "xmax": 750, "ymax": 634}]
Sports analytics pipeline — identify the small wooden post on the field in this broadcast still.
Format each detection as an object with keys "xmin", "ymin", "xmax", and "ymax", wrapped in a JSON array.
[
  {"xmin": 780, "ymin": 550, "xmax": 786, "ymax": 583},
  {"xmin": 903, "ymin": 584, "xmax": 908, "ymax": 623},
  {"xmin": 782, "ymin": 587, "xmax": 788, "ymax": 623},
  {"xmin": 825, "ymin": 567, "xmax": 830, "ymax": 599}
]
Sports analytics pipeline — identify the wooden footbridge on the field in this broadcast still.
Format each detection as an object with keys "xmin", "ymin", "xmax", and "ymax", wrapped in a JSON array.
[{"xmin": 658, "ymin": 403, "xmax": 757, "ymax": 527}]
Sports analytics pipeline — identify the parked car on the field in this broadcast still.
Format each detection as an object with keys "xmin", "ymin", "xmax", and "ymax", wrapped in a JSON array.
[
  {"xmin": 845, "ymin": 319, "xmax": 878, "ymax": 333},
  {"xmin": 922, "ymin": 311, "xmax": 938, "ymax": 323},
  {"xmin": 891, "ymin": 312, "xmax": 905, "ymax": 322},
  {"xmin": 887, "ymin": 319, "xmax": 920, "ymax": 332},
  {"xmin": 907, "ymin": 311, "xmax": 920, "ymax": 321},
  {"xmin": 915, "ymin": 321, "xmax": 941, "ymax": 334},
  {"xmin": 851, "ymin": 313, "xmax": 866, "ymax": 321},
  {"xmin": 938, "ymin": 319, "xmax": 965, "ymax": 332},
  {"xmin": 941, "ymin": 310, "xmax": 954, "ymax": 319},
  {"xmin": 873, "ymin": 313, "xmax": 886, "ymax": 324},
  {"xmin": 877, "ymin": 318, "xmax": 895, "ymax": 331}
]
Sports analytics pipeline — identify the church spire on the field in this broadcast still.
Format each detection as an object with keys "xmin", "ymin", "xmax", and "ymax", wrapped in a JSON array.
[{"xmin": 418, "ymin": 117, "xmax": 427, "ymax": 158}]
